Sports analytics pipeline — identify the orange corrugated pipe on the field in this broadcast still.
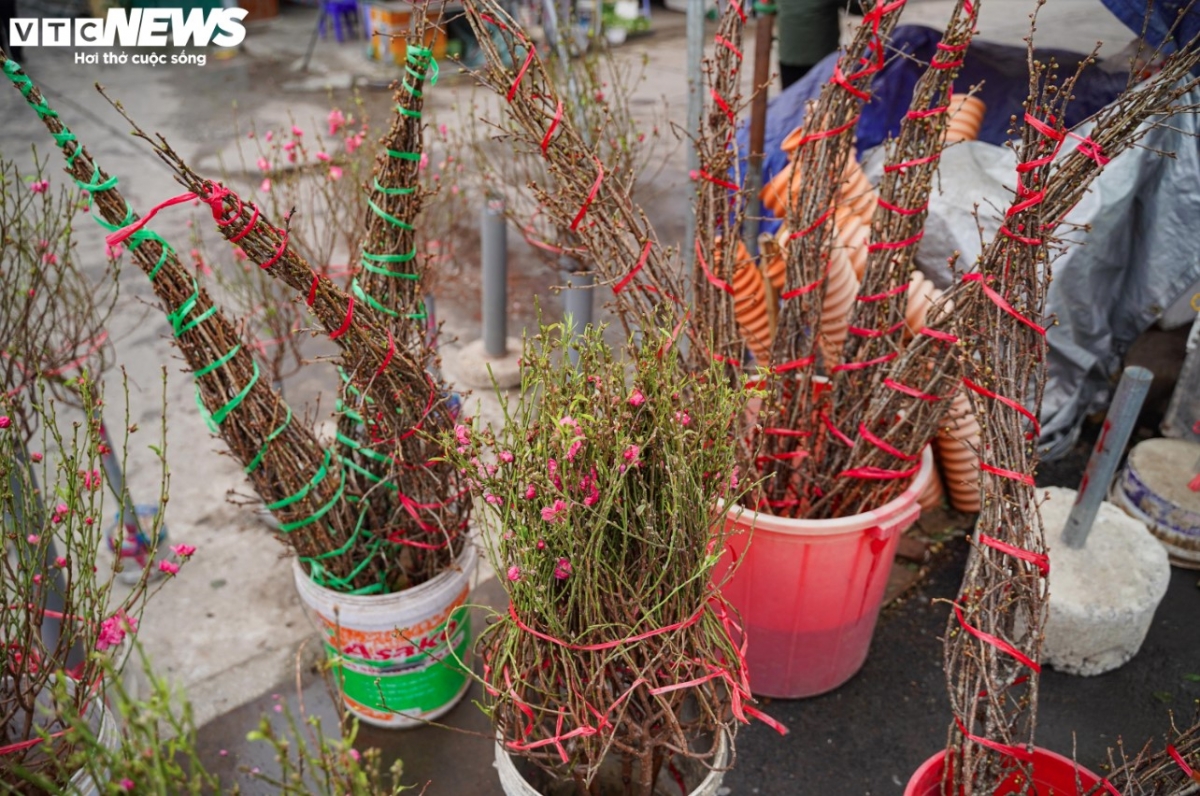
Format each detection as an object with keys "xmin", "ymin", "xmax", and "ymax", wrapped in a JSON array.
[
  {"xmin": 818, "ymin": 244, "xmax": 858, "ymax": 368},
  {"xmin": 944, "ymin": 94, "xmax": 986, "ymax": 144},
  {"xmin": 726, "ymin": 240, "xmax": 774, "ymax": 364},
  {"xmin": 935, "ymin": 388, "xmax": 982, "ymax": 513},
  {"xmin": 918, "ymin": 463, "xmax": 946, "ymax": 511}
]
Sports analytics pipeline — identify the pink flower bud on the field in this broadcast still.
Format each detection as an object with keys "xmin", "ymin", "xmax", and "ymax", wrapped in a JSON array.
[
  {"xmin": 159, "ymin": 560, "xmax": 180, "ymax": 576},
  {"xmin": 0, "ymin": 416, "xmax": 9, "ymax": 429},
  {"xmin": 554, "ymin": 558, "xmax": 572, "ymax": 580},
  {"xmin": 627, "ymin": 389, "xmax": 645, "ymax": 407},
  {"xmin": 507, "ymin": 565, "xmax": 521, "ymax": 582},
  {"xmin": 171, "ymin": 544, "xmax": 196, "ymax": 558}
]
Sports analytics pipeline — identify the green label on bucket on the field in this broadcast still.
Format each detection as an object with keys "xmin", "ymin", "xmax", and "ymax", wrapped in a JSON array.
[{"xmin": 328, "ymin": 609, "xmax": 470, "ymax": 719}]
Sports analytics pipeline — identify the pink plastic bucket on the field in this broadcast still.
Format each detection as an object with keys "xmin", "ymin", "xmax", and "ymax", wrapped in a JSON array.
[
  {"xmin": 715, "ymin": 446, "xmax": 933, "ymax": 698},
  {"xmin": 905, "ymin": 748, "xmax": 1107, "ymax": 795}
]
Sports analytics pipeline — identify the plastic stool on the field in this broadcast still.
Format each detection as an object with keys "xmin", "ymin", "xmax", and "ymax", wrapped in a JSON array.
[{"xmin": 319, "ymin": 0, "xmax": 360, "ymax": 41}]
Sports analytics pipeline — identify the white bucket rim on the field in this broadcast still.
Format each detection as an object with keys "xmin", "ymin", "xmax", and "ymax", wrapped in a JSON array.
[
  {"xmin": 493, "ymin": 729, "xmax": 729, "ymax": 795},
  {"xmin": 292, "ymin": 539, "xmax": 479, "ymax": 608},
  {"xmin": 722, "ymin": 445, "xmax": 934, "ymax": 537}
]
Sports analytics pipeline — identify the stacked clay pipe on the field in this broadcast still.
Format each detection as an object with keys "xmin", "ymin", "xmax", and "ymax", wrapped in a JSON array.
[
  {"xmin": 944, "ymin": 94, "xmax": 986, "ymax": 143},
  {"xmin": 904, "ymin": 270, "xmax": 981, "ymax": 513},
  {"xmin": 728, "ymin": 239, "xmax": 775, "ymax": 364}
]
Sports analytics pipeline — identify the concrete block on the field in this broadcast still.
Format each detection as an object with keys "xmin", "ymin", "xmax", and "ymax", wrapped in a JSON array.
[
  {"xmin": 448, "ymin": 338, "xmax": 523, "ymax": 391},
  {"xmin": 1040, "ymin": 487, "xmax": 1171, "ymax": 676}
]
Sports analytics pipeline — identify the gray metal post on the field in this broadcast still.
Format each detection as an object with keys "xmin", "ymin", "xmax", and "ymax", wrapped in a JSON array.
[
  {"xmin": 481, "ymin": 193, "xmax": 509, "ymax": 358},
  {"xmin": 1063, "ymin": 366, "xmax": 1154, "ymax": 548},
  {"xmin": 562, "ymin": 260, "xmax": 594, "ymax": 365},
  {"xmin": 424, "ymin": 293, "xmax": 438, "ymax": 351},
  {"xmin": 684, "ymin": 0, "xmax": 704, "ymax": 273}
]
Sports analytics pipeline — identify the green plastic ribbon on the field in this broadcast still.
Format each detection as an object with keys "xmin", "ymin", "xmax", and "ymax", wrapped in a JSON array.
[
  {"xmin": 365, "ymin": 197, "xmax": 415, "ymax": 230},
  {"xmin": 245, "ymin": 404, "xmax": 293, "ymax": 475}
]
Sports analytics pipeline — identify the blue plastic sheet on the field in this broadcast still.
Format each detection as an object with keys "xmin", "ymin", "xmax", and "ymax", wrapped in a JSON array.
[{"xmin": 740, "ymin": 24, "xmax": 1132, "ymax": 234}]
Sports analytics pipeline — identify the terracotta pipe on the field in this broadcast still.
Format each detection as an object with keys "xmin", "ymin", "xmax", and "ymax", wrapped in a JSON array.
[
  {"xmin": 917, "ymin": 462, "xmax": 946, "ymax": 511},
  {"xmin": 727, "ymin": 240, "xmax": 774, "ymax": 364},
  {"xmin": 935, "ymin": 388, "xmax": 982, "ymax": 513},
  {"xmin": 944, "ymin": 94, "xmax": 986, "ymax": 144},
  {"xmin": 818, "ymin": 244, "xmax": 858, "ymax": 369}
]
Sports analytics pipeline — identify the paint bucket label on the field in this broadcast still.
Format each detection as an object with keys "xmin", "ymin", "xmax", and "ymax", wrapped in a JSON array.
[{"xmin": 320, "ymin": 588, "xmax": 470, "ymax": 722}]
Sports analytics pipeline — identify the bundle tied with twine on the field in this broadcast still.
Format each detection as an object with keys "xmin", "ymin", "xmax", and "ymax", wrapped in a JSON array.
[
  {"xmin": 930, "ymin": 21, "xmax": 1200, "ymax": 792},
  {"xmin": 328, "ymin": 16, "xmax": 470, "ymax": 586},
  {"xmin": 0, "ymin": 53, "xmax": 374, "ymax": 590},
  {"xmin": 98, "ymin": 90, "xmax": 469, "ymax": 589}
]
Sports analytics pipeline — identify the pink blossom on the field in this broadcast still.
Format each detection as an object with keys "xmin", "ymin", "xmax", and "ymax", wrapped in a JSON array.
[
  {"xmin": 233, "ymin": 247, "xmax": 248, "ymax": 261},
  {"xmin": 264, "ymin": 130, "xmax": 274, "ymax": 142},
  {"xmin": 583, "ymin": 480, "xmax": 600, "ymax": 507},
  {"xmin": 32, "ymin": 574, "xmax": 42, "ymax": 585},
  {"xmin": 171, "ymin": 544, "xmax": 196, "ymax": 558},
  {"xmin": 55, "ymin": 556, "xmax": 66, "ymax": 567},
  {"xmin": 82, "ymin": 469, "xmax": 101, "ymax": 491},
  {"xmin": 418, "ymin": 152, "xmax": 428, "ymax": 170},
  {"xmin": 554, "ymin": 558, "xmax": 572, "ymax": 580},
  {"xmin": 507, "ymin": 565, "xmax": 521, "ymax": 582},
  {"xmin": 627, "ymin": 389, "xmax": 646, "ymax": 407},
  {"xmin": 484, "ymin": 492, "xmax": 503, "ymax": 506},
  {"xmin": 566, "ymin": 439, "xmax": 583, "ymax": 462},
  {"xmin": 287, "ymin": 151, "xmax": 297, "ymax": 164},
  {"xmin": 438, "ymin": 123, "xmax": 448, "ymax": 136},
  {"xmin": 159, "ymin": 560, "xmax": 180, "ymax": 576},
  {"xmin": 451, "ymin": 185, "xmax": 460, "ymax": 195},
  {"xmin": 559, "ymin": 416, "xmax": 582, "ymax": 436},
  {"xmin": 260, "ymin": 178, "xmax": 272, "ymax": 193},
  {"xmin": 623, "ymin": 444, "xmax": 640, "ymax": 463},
  {"xmin": 97, "ymin": 610, "xmax": 136, "ymax": 651},
  {"xmin": 31, "ymin": 452, "xmax": 43, "ymax": 462},
  {"xmin": 0, "ymin": 416, "xmax": 9, "ymax": 429},
  {"xmin": 291, "ymin": 125, "xmax": 304, "ymax": 137},
  {"xmin": 105, "ymin": 242, "xmax": 123, "ymax": 260},
  {"xmin": 345, "ymin": 133, "xmax": 364, "ymax": 155},
  {"xmin": 56, "ymin": 503, "xmax": 68, "ymax": 516},
  {"xmin": 29, "ymin": 179, "xmax": 49, "ymax": 194},
  {"xmin": 328, "ymin": 166, "xmax": 343, "ymax": 181},
  {"xmin": 26, "ymin": 534, "xmax": 38, "ymax": 544},
  {"xmin": 498, "ymin": 450, "xmax": 514, "ymax": 463},
  {"xmin": 282, "ymin": 140, "xmax": 296, "ymax": 152},
  {"xmin": 541, "ymin": 499, "xmax": 568, "ymax": 523},
  {"xmin": 118, "ymin": 778, "xmax": 134, "ymax": 792},
  {"xmin": 257, "ymin": 156, "xmax": 270, "ymax": 172},
  {"xmin": 675, "ymin": 410, "xmax": 691, "ymax": 426},
  {"xmin": 536, "ymin": 539, "xmax": 545, "ymax": 550},
  {"xmin": 454, "ymin": 424, "xmax": 470, "ymax": 445},
  {"xmin": 524, "ymin": 484, "xmax": 537, "ymax": 500},
  {"xmin": 728, "ymin": 466, "xmax": 740, "ymax": 493},
  {"xmin": 328, "ymin": 108, "xmax": 346, "ymax": 136},
  {"xmin": 348, "ymin": 748, "xmax": 361, "ymax": 762},
  {"xmin": 315, "ymin": 151, "xmax": 331, "ymax": 162},
  {"xmin": 42, "ymin": 252, "xmax": 58, "ymax": 266}
]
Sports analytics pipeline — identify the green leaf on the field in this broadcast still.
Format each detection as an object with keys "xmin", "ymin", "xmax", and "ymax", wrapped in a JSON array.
[
  {"xmin": 1152, "ymin": 690, "xmax": 1174, "ymax": 704},
  {"xmin": 1183, "ymin": 673, "xmax": 1200, "ymax": 682}
]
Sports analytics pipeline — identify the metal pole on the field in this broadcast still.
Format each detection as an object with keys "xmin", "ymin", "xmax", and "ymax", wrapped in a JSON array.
[
  {"xmin": 481, "ymin": 193, "xmax": 509, "ymax": 358},
  {"xmin": 562, "ymin": 258, "xmax": 594, "ymax": 365},
  {"xmin": 1063, "ymin": 366, "xmax": 1154, "ymax": 548},
  {"xmin": 684, "ymin": 0, "xmax": 704, "ymax": 274},
  {"xmin": 425, "ymin": 293, "xmax": 438, "ymax": 352},
  {"xmin": 745, "ymin": 9, "xmax": 775, "ymax": 256}
]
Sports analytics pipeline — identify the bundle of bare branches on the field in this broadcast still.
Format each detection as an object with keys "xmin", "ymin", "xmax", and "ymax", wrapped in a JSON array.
[
  {"xmin": 1100, "ymin": 710, "xmax": 1200, "ymax": 795},
  {"xmin": 936, "ymin": 22, "xmax": 1200, "ymax": 793},
  {"xmin": 1, "ymin": 53, "xmax": 378, "ymax": 590}
]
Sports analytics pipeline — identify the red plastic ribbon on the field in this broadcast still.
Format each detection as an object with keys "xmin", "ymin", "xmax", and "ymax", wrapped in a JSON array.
[
  {"xmin": 953, "ymin": 603, "xmax": 1042, "ymax": 671},
  {"xmin": 868, "ymin": 230, "xmax": 925, "ymax": 252},
  {"xmin": 953, "ymin": 717, "xmax": 1035, "ymax": 762},
  {"xmin": 963, "ymin": 376, "xmax": 1041, "ymax": 434},
  {"xmin": 714, "ymin": 34, "xmax": 742, "ymax": 59},
  {"xmin": 780, "ymin": 277, "xmax": 823, "ymax": 301},
  {"xmin": 695, "ymin": 239, "xmax": 735, "ymax": 296},
  {"xmin": 787, "ymin": 206, "xmax": 835, "ymax": 242},
  {"xmin": 884, "ymin": 377, "xmax": 942, "ymax": 401},
  {"xmin": 509, "ymin": 601, "xmax": 705, "ymax": 652},
  {"xmin": 979, "ymin": 461, "xmax": 1035, "ymax": 486},
  {"xmin": 858, "ymin": 423, "xmax": 919, "ymax": 460},
  {"xmin": 831, "ymin": 351, "xmax": 897, "ymax": 372},
  {"xmin": 329, "ymin": 297, "xmax": 354, "ymax": 339},
  {"xmin": 906, "ymin": 104, "xmax": 950, "ymax": 119},
  {"xmin": 771, "ymin": 354, "xmax": 816, "ymax": 374},
  {"xmin": 962, "ymin": 273, "xmax": 1047, "ymax": 335},
  {"xmin": 848, "ymin": 321, "xmax": 905, "ymax": 338},
  {"xmin": 692, "ymin": 169, "xmax": 740, "ymax": 192},
  {"xmin": 614, "ymin": 240, "xmax": 654, "ymax": 294},
  {"xmin": 229, "ymin": 204, "xmax": 260, "ymax": 243},
  {"xmin": 839, "ymin": 463, "xmax": 921, "ymax": 480},
  {"xmin": 884, "ymin": 152, "xmax": 941, "ymax": 173},
  {"xmin": 569, "ymin": 157, "xmax": 604, "ymax": 232},
  {"xmin": 376, "ymin": 328, "xmax": 396, "ymax": 376},
  {"xmin": 540, "ymin": 99, "xmax": 563, "ymax": 154},
  {"xmin": 307, "ymin": 273, "xmax": 319, "ymax": 307},
  {"xmin": 506, "ymin": 49, "xmax": 535, "ymax": 103},
  {"xmin": 919, "ymin": 326, "xmax": 958, "ymax": 342},
  {"xmin": 979, "ymin": 533, "xmax": 1049, "ymax": 575},
  {"xmin": 876, "ymin": 197, "xmax": 929, "ymax": 216},
  {"xmin": 857, "ymin": 282, "xmax": 910, "ymax": 302},
  {"xmin": 1168, "ymin": 745, "xmax": 1200, "ymax": 782},
  {"xmin": 784, "ymin": 117, "xmax": 858, "ymax": 150},
  {"xmin": 819, "ymin": 411, "xmax": 855, "ymax": 447}
]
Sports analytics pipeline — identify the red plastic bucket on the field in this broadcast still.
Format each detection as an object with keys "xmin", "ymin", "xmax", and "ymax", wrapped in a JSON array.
[
  {"xmin": 715, "ymin": 446, "xmax": 933, "ymax": 698},
  {"xmin": 905, "ymin": 748, "xmax": 1108, "ymax": 795}
]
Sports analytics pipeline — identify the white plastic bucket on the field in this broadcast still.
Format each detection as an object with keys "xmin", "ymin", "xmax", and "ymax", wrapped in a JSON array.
[
  {"xmin": 494, "ymin": 731, "xmax": 729, "ymax": 796},
  {"xmin": 715, "ymin": 446, "xmax": 934, "ymax": 698},
  {"xmin": 292, "ymin": 543, "xmax": 477, "ymax": 728},
  {"xmin": 4, "ymin": 677, "xmax": 118, "ymax": 793}
]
